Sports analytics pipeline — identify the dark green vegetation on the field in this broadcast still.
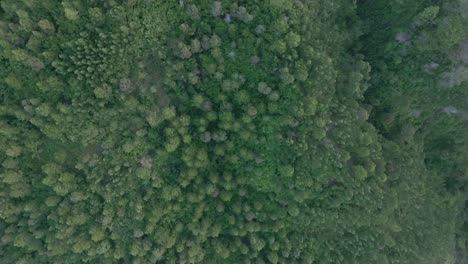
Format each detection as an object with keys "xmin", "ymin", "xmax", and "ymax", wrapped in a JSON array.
[{"xmin": 0, "ymin": 0, "xmax": 466, "ymax": 263}]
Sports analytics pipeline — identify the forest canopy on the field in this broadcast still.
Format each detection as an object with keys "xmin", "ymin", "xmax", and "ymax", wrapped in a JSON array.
[{"xmin": 0, "ymin": 0, "xmax": 466, "ymax": 263}]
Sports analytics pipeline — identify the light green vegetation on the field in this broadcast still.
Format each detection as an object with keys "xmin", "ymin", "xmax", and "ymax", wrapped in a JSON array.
[{"xmin": 0, "ymin": 0, "xmax": 466, "ymax": 263}]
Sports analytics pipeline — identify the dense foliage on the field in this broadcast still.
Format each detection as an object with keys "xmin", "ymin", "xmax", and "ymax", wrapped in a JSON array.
[{"xmin": 0, "ymin": 0, "xmax": 465, "ymax": 263}]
